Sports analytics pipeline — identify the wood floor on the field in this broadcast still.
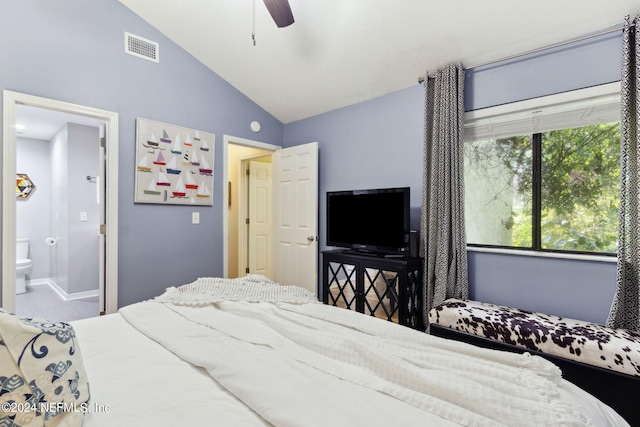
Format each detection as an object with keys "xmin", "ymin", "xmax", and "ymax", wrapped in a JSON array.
[{"xmin": 15, "ymin": 283, "xmax": 99, "ymax": 322}]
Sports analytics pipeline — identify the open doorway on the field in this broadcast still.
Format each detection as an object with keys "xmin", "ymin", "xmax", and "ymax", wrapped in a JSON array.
[
  {"xmin": 223, "ymin": 135, "xmax": 319, "ymax": 296},
  {"xmin": 226, "ymin": 139, "xmax": 276, "ymax": 279},
  {"xmin": 2, "ymin": 91, "xmax": 119, "ymax": 317},
  {"xmin": 239, "ymin": 155, "xmax": 273, "ymax": 278},
  {"xmin": 14, "ymin": 106, "xmax": 103, "ymax": 321}
]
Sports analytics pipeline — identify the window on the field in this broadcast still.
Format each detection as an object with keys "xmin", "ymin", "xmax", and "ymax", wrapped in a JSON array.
[{"xmin": 464, "ymin": 84, "xmax": 621, "ymax": 255}]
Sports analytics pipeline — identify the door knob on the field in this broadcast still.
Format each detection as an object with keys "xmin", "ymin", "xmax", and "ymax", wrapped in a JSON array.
[{"xmin": 307, "ymin": 236, "xmax": 317, "ymax": 242}]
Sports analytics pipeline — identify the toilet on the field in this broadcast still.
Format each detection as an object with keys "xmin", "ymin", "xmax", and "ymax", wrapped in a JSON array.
[{"xmin": 16, "ymin": 238, "xmax": 32, "ymax": 294}]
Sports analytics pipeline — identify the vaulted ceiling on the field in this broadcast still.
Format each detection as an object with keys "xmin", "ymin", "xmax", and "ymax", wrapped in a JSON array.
[{"xmin": 117, "ymin": 1, "xmax": 640, "ymax": 124}]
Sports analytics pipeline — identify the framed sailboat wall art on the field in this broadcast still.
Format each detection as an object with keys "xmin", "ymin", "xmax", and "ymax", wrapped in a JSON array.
[{"xmin": 135, "ymin": 118, "xmax": 214, "ymax": 206}]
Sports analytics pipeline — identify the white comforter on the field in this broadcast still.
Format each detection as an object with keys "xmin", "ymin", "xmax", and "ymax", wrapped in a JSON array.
[{"xmin": 107, "ymin": 277, "xmax": 626, "ymax": 427}]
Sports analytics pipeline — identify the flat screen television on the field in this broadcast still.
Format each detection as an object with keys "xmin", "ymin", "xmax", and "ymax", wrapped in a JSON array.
[{"xmin": 326, "ymin": 187, "xmax": 410, "ymax": 255}]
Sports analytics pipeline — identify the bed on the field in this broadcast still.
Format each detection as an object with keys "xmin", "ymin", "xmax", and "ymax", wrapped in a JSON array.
[{"xmin": 0, "ymin": 275, "xmax": 631, "ymax": 426}]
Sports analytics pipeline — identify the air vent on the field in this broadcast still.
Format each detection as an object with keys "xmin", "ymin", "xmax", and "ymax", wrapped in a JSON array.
[{"xmin": 124, "ymin": 32, "xmax": 159, "ymax": 63}]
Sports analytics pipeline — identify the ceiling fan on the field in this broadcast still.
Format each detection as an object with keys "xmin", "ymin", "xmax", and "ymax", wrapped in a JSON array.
[{"xmin": 262, "ymin": 0, "xmax": 295, "ymax": 28}]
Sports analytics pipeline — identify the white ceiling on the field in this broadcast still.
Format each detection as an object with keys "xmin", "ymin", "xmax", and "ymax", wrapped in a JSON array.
[
  {"xmin": 15, "ymin": 104, "xmax": 105, "ymax": 141},
  {"xmin": 117, "ymin": 1, "xmax": 640, "ymax": 124}
]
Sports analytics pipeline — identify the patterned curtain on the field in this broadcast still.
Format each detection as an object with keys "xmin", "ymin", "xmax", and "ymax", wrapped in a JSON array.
[
  {"xmin": 608, "ymin": 15, "xmax": 640, "ymax": 331},
  {"xmin": 421, "ymin": 63, "xmax": 469, "ymax": 329}
]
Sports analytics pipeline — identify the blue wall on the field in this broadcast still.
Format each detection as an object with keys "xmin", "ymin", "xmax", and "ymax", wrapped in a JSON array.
[
  {"xmin": 0, "ymin": 0, "xmax": 283, "ymax": 306},
  {"xmin": 285, "ymin": 86, "xmax": 424, "ymax": 231},
  {"xmin": 465, "ymin": 31, "xmax": 622, "ymax": 111},
  {"xmin": 285, "ymin": 31, "xmax": 622, "ymax": 324},
  {"xmin": 0, "ymin": 2, "xmax": 624, "ymax": 323},
  {"xmin": 468, "ymin": 252, "xmax": 616, "ymax": 323}
]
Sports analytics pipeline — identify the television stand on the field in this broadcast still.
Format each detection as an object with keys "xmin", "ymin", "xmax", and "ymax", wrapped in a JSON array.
[
  {"xmin": 343, "ymin": 249, "xmax": 386, "ymax": 257},
  {"xmin": 343, "ymin": 249, "xmax": 409, "ymax": 259},
  {"xmin": 322, "ymin": 249, "xmax": 423, "ymax": 330},
  {"xmin": 383, "ymin": 253, "xmax": 407, "ymax": 259}
]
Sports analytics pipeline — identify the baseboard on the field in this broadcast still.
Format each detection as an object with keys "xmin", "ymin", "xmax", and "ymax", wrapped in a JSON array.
[{"xmin": 27, "ymin": 278, "xmax": 99, "ymax": 301}]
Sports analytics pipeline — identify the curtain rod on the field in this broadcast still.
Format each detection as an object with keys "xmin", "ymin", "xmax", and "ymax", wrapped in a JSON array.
[{"xmin": 418, "ymin": 22, "xmax": 634, "ymax": 84}]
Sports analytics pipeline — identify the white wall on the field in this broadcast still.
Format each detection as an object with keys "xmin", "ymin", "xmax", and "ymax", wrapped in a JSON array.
[
  {"xmin": 50, "ymin": 126, "xmax": 69, "ymax": 292},
  {"xmin": 23, "ymin": 123, "xmax": 100, "ymax": 296},
  {"xmin": 16, "ymin": 137, "xmax": 51, "ymax": 280},
  {"xmin": 67, "ymin": 123, "xmax": 100, "ymax": 294}
]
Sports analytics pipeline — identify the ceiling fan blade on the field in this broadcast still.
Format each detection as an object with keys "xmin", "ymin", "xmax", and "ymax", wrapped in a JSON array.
[{"xmin": 262, "ymin": 0, "xmax": 295, "ymax": 28}]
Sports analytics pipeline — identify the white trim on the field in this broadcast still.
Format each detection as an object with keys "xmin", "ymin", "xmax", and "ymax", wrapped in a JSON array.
[
  {"xmin": 28, "ymin": 278, "xmax": 100, "ymax": 301},
  {"xmin": 2, "ymin": 91, "xmax": 119, "ymax": 314},
  {"xmin": 26, "ymin": 279, "xmax": 52, "ymax": 287},
  {"xmin": 2, "ymin": 92, "xmax": 17, "ymax": 312},
  {"xmin": 222, "ymin": 135, "xmax": 280, "ymax": 278},
  {"xmin": 464, "ymin": 81, "xmax": 621, "ymax": 121},
  {"xmin": 466, "ymin": 246, "xmax": 617, "ymax": 263}
]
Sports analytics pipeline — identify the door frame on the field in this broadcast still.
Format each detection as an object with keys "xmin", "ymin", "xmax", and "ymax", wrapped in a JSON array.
[
  {"xmin": 222, "ymin": 135, "xmax": 280, "ymax": 278},
  {"xmin": 2, "ymin": 91, "xmax": 119, "ymax": 313}
]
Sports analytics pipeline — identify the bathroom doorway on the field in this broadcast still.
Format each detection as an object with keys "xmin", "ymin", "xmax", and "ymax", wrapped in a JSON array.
[
  {"xmin": 2, "ymin": 91, "xmax": 119, "ymax": 318},
  {"xmin": 16, "ymin": 107, "xmax": 103, "ymax": 321}
]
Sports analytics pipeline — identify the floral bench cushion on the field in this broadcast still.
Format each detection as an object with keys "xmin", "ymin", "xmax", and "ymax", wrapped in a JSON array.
[{"xmin": 428, "ymin": 299, "xmax": 640, "ymax": 377}]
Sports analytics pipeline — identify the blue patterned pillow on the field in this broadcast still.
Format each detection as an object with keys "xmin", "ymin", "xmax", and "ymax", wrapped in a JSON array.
[{"xmin": 0, "ymin": 309, "xmax": 89, "ymax": 427}]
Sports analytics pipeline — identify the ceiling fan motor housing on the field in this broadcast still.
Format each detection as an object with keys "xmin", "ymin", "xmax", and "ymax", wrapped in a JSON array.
[{"xmin": 263, "ymin": 0, "xmax": 295, "ymax": 28}]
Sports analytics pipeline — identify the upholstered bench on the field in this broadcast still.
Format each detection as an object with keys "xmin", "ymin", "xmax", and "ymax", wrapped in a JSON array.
[
  {"xmin": 428, "ymin": 299, "xmax": 640, "ymax": 425},
  {"xmin": 428, "ymin": 298, "xmax": 640, "ymax": 376}
]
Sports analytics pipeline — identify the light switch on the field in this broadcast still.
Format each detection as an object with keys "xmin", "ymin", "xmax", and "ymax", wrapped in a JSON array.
[
  {"xmin": 80, "ymin": 212, "xmax": 88, "ymax": 222},
  {"xmin": 192, "ymin": 212, "xmax": 200, "ymax": 224}
]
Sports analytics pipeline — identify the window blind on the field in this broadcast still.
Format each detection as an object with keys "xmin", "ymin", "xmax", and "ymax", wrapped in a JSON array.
[{"xmin": 464, "ymin": 86, "xmax": 621, "ymax": 143}]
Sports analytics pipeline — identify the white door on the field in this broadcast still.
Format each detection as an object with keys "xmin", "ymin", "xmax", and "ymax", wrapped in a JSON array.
[
  {"xmin": 248, "ymin": 160, "xmax": 273, "ymax": 278},
  {"xmin": 273, "ymin": 142, "xmax": 319, "ymax": 296}
]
